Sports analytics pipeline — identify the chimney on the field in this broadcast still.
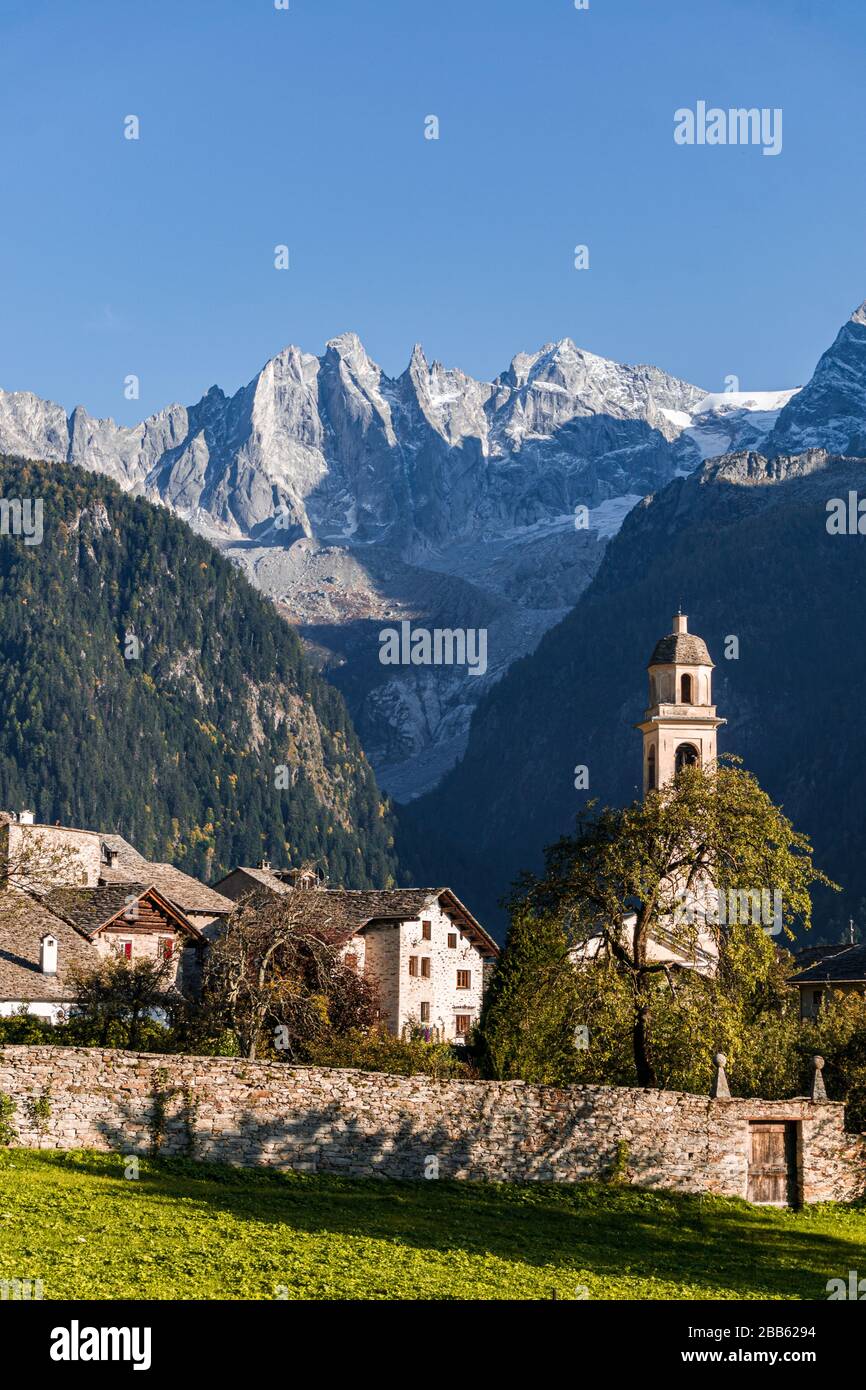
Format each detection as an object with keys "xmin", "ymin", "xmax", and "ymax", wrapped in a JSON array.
[
  {"xmin": 672, "ymin": 613, "xmax": 688, "ymax": 635},
  {"xmin": 258, "ymin": 859, "xmax": 271, "ymax": 872},
  {"xmin": 40, "ymin": 934, "xmax": 58, "ymax": 975},
  {"xmin": 19, "ymin": 810, "xmax": 35, "ymax": 825}
]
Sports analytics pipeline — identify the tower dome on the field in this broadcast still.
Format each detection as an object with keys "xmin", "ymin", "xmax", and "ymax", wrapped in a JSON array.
[{"xmin": 648, "ymin": 626, "xmax": 713, "ymax": 668}]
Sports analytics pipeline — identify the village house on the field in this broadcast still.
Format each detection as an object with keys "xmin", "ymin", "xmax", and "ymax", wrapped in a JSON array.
[
  {"xmin": 788, "ymin": 943, "xmax": 866, "ymax": 1020},
  {"xmin": 214, "ymin": 865, "xmax": 499, "ymax": 1043},
  {"xmin": 0, "ymin": 812, "xmax": 234, "ymax": 1020},
  {"xmin": 0, "ymin": 885, "xmax": 208, "ymax": 1021}
]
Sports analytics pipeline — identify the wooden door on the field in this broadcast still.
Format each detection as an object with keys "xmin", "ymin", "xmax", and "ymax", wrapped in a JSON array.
[{"xmin": 747, "ymin": 1122, "xmax": 797, "ymax": 1205}]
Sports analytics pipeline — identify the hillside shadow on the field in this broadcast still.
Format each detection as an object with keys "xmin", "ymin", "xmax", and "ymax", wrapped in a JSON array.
[{"xmin": 397, "ymin": 449, "xmax": 866, "ymax": 932}]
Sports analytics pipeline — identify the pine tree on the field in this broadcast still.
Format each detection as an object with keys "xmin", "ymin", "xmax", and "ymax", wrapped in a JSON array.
[{"xmin": 476, "ymin": 906, "xmax": 582, "ymax": 1083}]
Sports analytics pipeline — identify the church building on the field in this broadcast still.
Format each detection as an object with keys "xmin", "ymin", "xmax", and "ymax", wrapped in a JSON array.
[
  {"xmin": 574, "ymin": 612, "xmax": 724, "ymax": 976},
  {"xmin": 634, "ymin": 612, "xmax": 724, "ymax": 971}
]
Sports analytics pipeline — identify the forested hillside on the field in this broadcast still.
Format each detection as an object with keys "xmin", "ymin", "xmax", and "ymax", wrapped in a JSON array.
[{"xmin": 0, "ymin": 455, "xmax": 396, "ymax": 887}]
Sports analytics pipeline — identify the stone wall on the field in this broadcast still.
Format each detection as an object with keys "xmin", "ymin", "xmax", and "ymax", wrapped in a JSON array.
[
  {"xmin": 1, "ymin": 1046, "xmax": 864, "ymax": 1202},
  {"xmin": 2, "ymin": 821, "xmax": 102, "ymax": 887}
]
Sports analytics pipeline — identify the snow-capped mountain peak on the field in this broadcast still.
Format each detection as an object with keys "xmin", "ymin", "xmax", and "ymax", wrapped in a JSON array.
[{"xmin": 0, "ymin": 302, "xmax": 859, "ymax": 801}]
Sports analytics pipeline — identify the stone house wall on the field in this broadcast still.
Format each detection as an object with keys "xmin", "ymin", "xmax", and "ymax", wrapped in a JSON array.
[
  {"xmin": 347, "ymin": 909, "xmax": 487, "ymax": 1041},
  {"xmin": 337, "ymin": 932, "xmax": 367, "ymax": 979},
  {"xmin": 395, "ymin": 904, "xmax": 486, "ymax": 1041},
  {"xmin": 187, "ymin": 911, "xmax": 227, "ymax": 935},
  {"xmin": 90, "ymin": 926, "xmax": 199, "ymax": 991},
  {"xmin": 1, "ymin": 822, "xmax": 102, "ymax": 887},
  {"xmin": 1, "ymin": 1046, "xmax": 864, "ymax": 1202},
  {"xmin": 362, "ymin": 923, "xmax": 400, "ymax": 1030}
]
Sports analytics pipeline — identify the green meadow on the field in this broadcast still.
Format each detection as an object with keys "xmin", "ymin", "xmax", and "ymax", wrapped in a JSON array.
[{"xmin": 0, "ymin": 1150, "xmax": 862, "ymax": 1301}]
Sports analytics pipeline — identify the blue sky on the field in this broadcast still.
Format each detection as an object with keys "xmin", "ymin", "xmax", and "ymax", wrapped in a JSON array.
[{"xmin": 0, "ymin": 0, "xmax": 862, "ymax": 422}]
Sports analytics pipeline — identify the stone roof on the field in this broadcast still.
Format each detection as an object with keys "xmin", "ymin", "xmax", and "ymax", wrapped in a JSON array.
[
  {"xmin": 41, "ymin": 884, "xmax": 200, "ymax": 940},
  {"xmin": 41, "ymin": 883, "xmax": 152, "ymax": 937},
  {"xmin": 649, "ymin": 632, "xmax": 713, "ymax": 667},
  {"xmin": 790, "ymin": 944, "xmax": 852, "ymax": 973},
  {"xmin": 0, "ymin": 893, "xmax": 94, "ymax": 1003},
  {"xmin": 789, "ymin": 943, "xmax": 866, "ymax": 985},
  {"xmin": 218, "ymin": 873, "xmax": 499, "ymax": 957},
  {"xmin": 222, "ymin": 866, "xmax": 294, "ymax": 895},
  {"xmin": 99, "ymin": 834, "xmax": 234, "ymax": 915}
]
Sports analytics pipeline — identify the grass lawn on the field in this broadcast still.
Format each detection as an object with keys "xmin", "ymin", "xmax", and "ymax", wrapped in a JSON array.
[{"xmin": 1, "ymin": 1149, "xmax": 864, "ymax": 1300}]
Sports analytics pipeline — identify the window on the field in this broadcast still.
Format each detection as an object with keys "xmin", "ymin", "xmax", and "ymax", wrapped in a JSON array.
[
  {"xmin": 421, "ymin": 920, "xmax": 432, "ymax": 940},
  {"xmin": 647, "ymin": 746, "xmax": 656, "ymax": 791},
  {"xmin": 420, "ymin": 958, "xmax": 431, "ymax": 979},
  {"xmin": 455, "ymin": 1014, "xmax": 471, "ymax": 1037},
  {"xmin": 344, "ymin": 952, "xmax": 358, "ymax": 972},
  {"xmin": 408, "ymin": 956, "xmax": 419, "ymax": 977},
  {"xmin": 161, "ymin": 939, "xmax": 174, "ymax": 962},
  {"xmin": 680, "ymin": 673, "xmax": 692, "ymax": 703},
  {"xmin": 457, "ymin": 969, "xmax": 471, "ymax": 990},
  {"xmin": 420, "ymin": 1002, "xmax": 430, "ymax": 1023},
  {"xmin": 119, "ymin": 941, "xmax": 132, "ymax": 960},
  {"xmin": 675, "ymin": 743, "xmax": 699, "ymax": 774},
  {"xmin": 448, "ymin": 933, "xmax": 457, "ymax": 949}
]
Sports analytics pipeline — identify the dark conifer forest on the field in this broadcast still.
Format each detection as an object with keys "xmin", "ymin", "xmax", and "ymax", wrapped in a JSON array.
[{"xmin": 0, "ymin": 455, "xmax": 397, "ymax": 888}]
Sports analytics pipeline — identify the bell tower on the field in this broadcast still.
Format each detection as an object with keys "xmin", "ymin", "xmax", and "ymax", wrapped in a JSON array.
[{"xmin": 636, "ymin": 613, "xmax": 725, "ymax": 794}]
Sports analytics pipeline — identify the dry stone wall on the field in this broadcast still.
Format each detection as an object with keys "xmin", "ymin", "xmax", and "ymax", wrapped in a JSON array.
[{"xmin": 1, "ymin": 1046, "xmax": 864, "ymax": 1202}]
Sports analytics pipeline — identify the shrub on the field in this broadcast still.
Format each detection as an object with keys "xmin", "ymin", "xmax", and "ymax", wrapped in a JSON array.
[
  {"xmin": 0, "ymin": 1093, "xmax": 17, "ymax": 1147},
  {"xmin": 306, "ymin": 1026, "xmax": 475, "ymax": 1079},
  {"xmin": 798, "ymin": 993, "xmax": 866, "ymax": 1131}
]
